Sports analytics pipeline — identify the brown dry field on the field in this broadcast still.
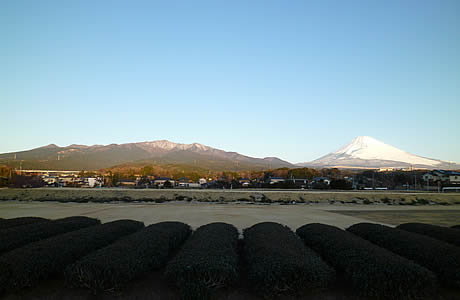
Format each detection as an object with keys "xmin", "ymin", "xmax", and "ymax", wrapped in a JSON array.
[{"xmin": 1, "ymin": 187, "xmax": 460, "ymax": 204}]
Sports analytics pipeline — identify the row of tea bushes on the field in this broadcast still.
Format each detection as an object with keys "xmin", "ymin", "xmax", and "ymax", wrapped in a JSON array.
[
  {"xmin": 0, "ymin": 220, "xmax": 144, "ymax": 292},
  {"xmin": 397, "ymin": 222, "xmax": 460, "ymax": 247},
  {"xmin": 0, "ymin": 218, "xmax": 458, "ymax": 298},
  {"xmin": 244, "ymin": 222, "xmax": 335, "ymax": 298},
  {"xmin": 66, "ymin": 221, "xmax": 191, "ymax": 291},
  {"xmin": 297, "ymin": 223, "xmax": 437, "ymax": 299},
  {"xmin": 348, "ymin": 223, "xmax": 460, "ymax": 289},
  {"xmin": 0, "ymin": 217, "xmax": 48, "ymax": 230},
  {"xmin": 0, "ymin": 216, "xmax": 100, "ymax": 255},
  {"xmin": 165, "ymin": 222, "xmax": 239, "ymax": 300}
]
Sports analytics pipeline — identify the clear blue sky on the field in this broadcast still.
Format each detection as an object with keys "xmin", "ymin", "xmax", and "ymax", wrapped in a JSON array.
[{"xmin": 1, "ymin": 0, "xmax": 459, "ymax": 163}]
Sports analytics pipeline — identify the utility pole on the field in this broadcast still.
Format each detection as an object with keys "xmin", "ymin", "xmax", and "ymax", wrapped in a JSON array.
[{"xmin": 414, "ymin": 174, "xmax": 417, "ymax": 191}]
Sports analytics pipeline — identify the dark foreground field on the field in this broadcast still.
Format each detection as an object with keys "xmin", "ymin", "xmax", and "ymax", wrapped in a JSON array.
[
  {"xmin": 0, "ymin": 217, "xmax": 459, "ymax": 300},
  {"xmin": 0, "ymin": 270, "xmax": 378, "ymax": 300},
  {"xmin": 6, "ymin": 273, "xmax": 460, "ymax": 300}
]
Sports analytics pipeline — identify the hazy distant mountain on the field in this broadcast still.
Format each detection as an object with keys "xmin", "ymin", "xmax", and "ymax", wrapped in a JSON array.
[
  {"xmin": 0, "ymin": 140, "xmax": 294, "ymax": 171},
  {"xmin": 297, "ymin": 136, "xmax": 459, "ymax": 170}
]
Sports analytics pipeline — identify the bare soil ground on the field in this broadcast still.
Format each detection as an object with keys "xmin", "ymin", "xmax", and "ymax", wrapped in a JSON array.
[
  {"xmin": 1, "ymin": 200, "xmax": 460, "ymax": 230},
  {"xmin": 0, "ymin": 201, "xmax": 382, "ymax": 230}
]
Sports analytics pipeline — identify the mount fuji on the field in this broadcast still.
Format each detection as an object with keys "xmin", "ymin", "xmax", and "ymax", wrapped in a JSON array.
[{"xmin": 298, "ymin": 136, "xmax": 459, "ymax": 170}]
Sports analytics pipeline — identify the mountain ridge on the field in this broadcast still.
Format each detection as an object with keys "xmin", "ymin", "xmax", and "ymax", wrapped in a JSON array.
[
  {"xmin": 0, "ymin": 140, "xmax": 294, "ymax": 171},
  {"xmin": 1, "ymin": 137, "xmax": 458, "ymax": 171}
]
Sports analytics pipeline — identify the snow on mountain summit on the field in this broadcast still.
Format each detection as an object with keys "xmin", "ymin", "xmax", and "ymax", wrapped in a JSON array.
[
  {"xmin": 137, "ymin": 140, "xmax": 211, "ymax": 152},
  {"xmin": 333, "ymin": 136, "xmax": 439, "ymax": 166},
  {"xmin": 296, "ymin": 136, "xmax": 455, "ymax": 169}
]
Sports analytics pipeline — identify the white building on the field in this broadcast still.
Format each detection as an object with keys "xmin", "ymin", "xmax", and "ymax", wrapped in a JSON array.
[{"xmin": 269, "ymin": 177, "xmax": 285, "ymax": 184}]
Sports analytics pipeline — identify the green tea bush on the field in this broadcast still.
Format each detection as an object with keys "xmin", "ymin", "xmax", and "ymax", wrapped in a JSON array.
[
  {"xmin": 0, "ymin": 217, "xmax": 49, "ymax": 230},
  {"xmin": 0, "ymin": 219, "xmax": 144, "ymax": 292},
  {"xmin": 65, "ymin": 221, "xmax": 191, "ymax": 291},
  {"xmin": 165, "ymin": 222, "xmax": 239, "ymax": 300},
  {"xmin": 297, "ymin": 223, "xmax": 437, "ymax": 299},
  {"xmin": 0, "ymin": 216, "xmax": 100, "ymax": 255},
  {"xmin": 397, "ymin": 222, "xmax": 460, "ymax": 247},
  {"xmin": 348, "ymin": 223, "xmax": 460, "ymax": 288},
  {"xmin": 244, "ymin": 222, "xmax": 335, "ymax": 298}
]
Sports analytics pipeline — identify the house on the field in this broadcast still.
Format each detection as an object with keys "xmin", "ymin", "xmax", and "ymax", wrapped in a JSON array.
[
  {"xmin": 178, "ymin": 177, "xmax": 190, "ymax": 183},
  {"xmin": 450, "ymin": 172, "xmax": 460, "ymax": 184},
  {"xmin": 153, "ymin": 177, "xmax": 175, "ymax": 188},
  {"xmin": 84, "ymin": 177, "xmax": 102, "ymax": 188},
  {"xmin": 268, "ymin": 177, "xmax": 285, "ymax": 184},
  {"xmin": 311, "ymin": 177, "xmax": 331, "ymax": 185},
  {"xmin": 178, "ymin": 177, "xmax": 191, "ymax": 188},
  {"xmin": 42, "ymin": 176, "xmax": 58, "ymax": 186},
  {"xmin": 423, "ymin": 170, "xmax": 460, "ymax": 185},
  {"xmin": 288, "ymin": 178, "xmax": 309, "ymax": 189},
  {"xmin": 238, "ymin": 178, "xmax": 251, "ymax": 187},
  {"xmin": 179, "ymin": 182, "xmax": 201, "ymax": 189},
  {"xmin": 59, "ymin": 176, "xmax": 76, "ymax": 187}
]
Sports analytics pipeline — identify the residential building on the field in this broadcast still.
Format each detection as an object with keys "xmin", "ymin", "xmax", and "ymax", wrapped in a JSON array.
[
  {"xmin": 311, "ymin": 177, "xmax": 331, "ymax": 185},
  {"xmin": 153, "ymin": 177, "xmax": 175, "ymax": 187},
  {"xmin": 42, "ymin": 176, "xmax": 58, "ymax": 186},
  {"xmin": 238, "ymin": 178, "xmax": 251, "ymax": 187},
  {"xmin": 268, "ymin": 177, "xmax": 285, "ymax": 184},
  {"xmin": 288, "ymin": 178, "xmax": 309, "ymax": 189},
  {"xmin": 423, "ymin": 170, "xmax": 460, "ymax": 185}
]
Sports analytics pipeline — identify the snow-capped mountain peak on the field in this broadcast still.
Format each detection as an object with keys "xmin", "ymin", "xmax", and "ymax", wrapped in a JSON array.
[
  {"xmin": 298, "ymin": 136, "xmax": 458, "ymax": 169},
  {"xmin": 334, "ymin": 136, "xmax": 389, "ymax": 156},
  {"xmin": 334, "ymin": 136, "xmax": 438, "ymax": 166}
]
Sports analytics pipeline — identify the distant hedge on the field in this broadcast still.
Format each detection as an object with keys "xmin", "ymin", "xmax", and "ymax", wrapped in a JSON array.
[
  {"xmin": 0, "ymin": 217, "xmax": 49, "ymax": 230},
  {"xmin": 66, "ymin": 221, "xmax": 191, "ymax": 291},
  {"xmin": 0, "ymin": 219, "xmax": 144, "ymax": 291},
  {"xmin": 0, "ymin": 216, "xmax": 100, "ymax": 255},
  {"xmin": 397, "ymin": 223, "xmax": 460, "ymax": 247},
  {"xmin": 165, "ymin": 222, "xmax": 239, "ymax": 300},
  {"xmin": 348, "ymin": 223, "xmax": 460, "ymax": 288},
  {"xmin": 297, "ymin": 223, "xmax": 437, "ymax": 299},
  {"xmin": 244, "ymin": 222, "xmax": 335, "ymax": 298}
]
